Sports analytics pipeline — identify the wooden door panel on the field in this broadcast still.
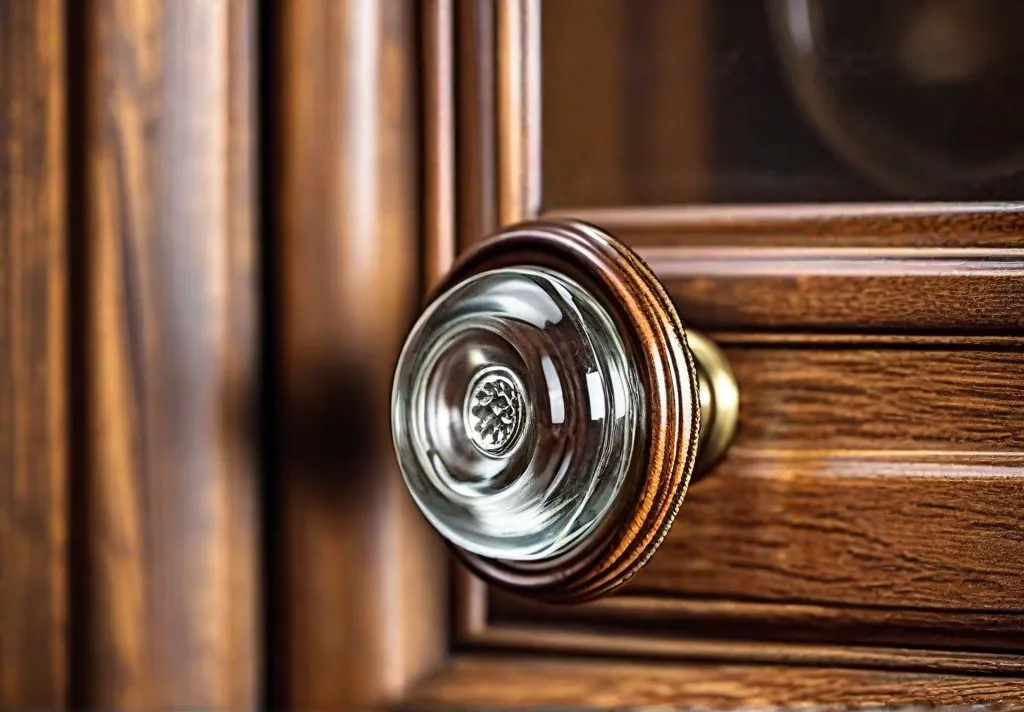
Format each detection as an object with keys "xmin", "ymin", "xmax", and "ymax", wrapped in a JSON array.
[
  {"xmin": 430, "ymin": 2, "xmax": 1024, "ymax": 705},
  {"xmin": 409, "ymin": 657, "xmax": 1024, "ymax": 709}
]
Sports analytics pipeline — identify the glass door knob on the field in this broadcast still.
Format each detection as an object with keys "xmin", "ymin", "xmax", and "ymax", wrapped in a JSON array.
[{"xmin": 391, "ymin": 220, "xmax": 738, "ymax": 602}]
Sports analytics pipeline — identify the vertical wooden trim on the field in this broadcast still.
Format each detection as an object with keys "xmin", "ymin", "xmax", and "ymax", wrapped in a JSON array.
[
  {"xmin": 78, "ymin": 0, "xmax": 259, "ymax": 707},
  {"xmin": 456, "ymin": 0, "xmax": 498, "ymax": 250},
  {"xmin": 0, "ymin": 0, "xmax": 68, "ymax": 707},
  {"xmin": 454, "ymin": 570, "xmax": 490, "ymax": 642},
  {"xmin": 275, "ymin": 0, "xmax": 447, "ymax": 707},
  {"xmin": 424, "ymin": 0, "xmax": 457, "ymax": 289},
  {"xmin": 496, "ymin": 0, "xmax": 541, "ymax": 225}
]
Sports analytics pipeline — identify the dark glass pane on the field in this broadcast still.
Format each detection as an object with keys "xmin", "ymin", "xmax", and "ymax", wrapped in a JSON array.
[{"xmin": 542, "ymin": 0, "xmax": 1024, "ymax": 206}]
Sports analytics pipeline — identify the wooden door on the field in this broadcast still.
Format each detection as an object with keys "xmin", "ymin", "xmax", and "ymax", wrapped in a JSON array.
[
  {"xmin": 404, "ymin": 0, "xmax": 1024, "ymax": 708},
  {"xmin": 4, "ymin": 1, "xmax": 1024, "ymax": 710}
]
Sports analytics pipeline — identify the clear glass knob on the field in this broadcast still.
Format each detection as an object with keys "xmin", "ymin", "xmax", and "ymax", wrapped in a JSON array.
[
  {"xmin": 391, "ymin": 267, "xmax": 644, "ymax": 561},
  {"xmin": 390, "ymin": 219, "xmax": 737, "ymax": 602}
]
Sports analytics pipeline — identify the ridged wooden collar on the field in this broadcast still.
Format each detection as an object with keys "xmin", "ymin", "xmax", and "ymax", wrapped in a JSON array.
[{"xmin": 432, "ymin": 219, "xmax": 700, "ymax": 603}]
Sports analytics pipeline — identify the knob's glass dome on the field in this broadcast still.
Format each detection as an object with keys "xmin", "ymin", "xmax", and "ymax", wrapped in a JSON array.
[{"xmin": 392, "ymin": 267, "xmax": 644, "ymax": 562}]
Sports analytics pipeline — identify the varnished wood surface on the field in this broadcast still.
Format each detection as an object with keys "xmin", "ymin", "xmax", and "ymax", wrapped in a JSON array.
[
  {"xmin": 438, "ymin": 4, "xmax": 1024, "ymax": 708},
  {"xmin": 496, "ymin": 0, "xmax": 540, "ymax": 226},
  {"xmin": 464, "ymin": 621, "xmax": 1024, "ymax": 675},
  {"xmin": 728, "ymin": 347, "xmax": 1024, "ymax": 451},
  {"xmin": 406, "ymin": 656, "xmax": 1024, "ymax": 709},
  {"xmin": 495, "ymin": 593, "xmax": 1024, "ymax": 652},
  {"xmin": 646, "ymin": 247, "xmax": 1024, "ymax": 332},
  {"xmin": 0, "ymin": 0, "xmax": 67, "ymax": 707},
  {"xmin": 77, "ymin": 0, "xmax": 259, "ymax": 707},
  {"xmin": 423, "ymin": 0, "xmax": 456, "ymax": 289},
  {"xmin": 551, "ymin": 204, "xmax": 1024, "ymax": 247},
  {"xmin": 636, "ymin": 454, "xmax": 1024, "ymax": 609},
  {"xmin": 275, "ymin": 1, "xmax": 447, "ymax": 707},
  {"xmin": 455, "ymin": 0, "xmax": 498, "ymax": 252}
]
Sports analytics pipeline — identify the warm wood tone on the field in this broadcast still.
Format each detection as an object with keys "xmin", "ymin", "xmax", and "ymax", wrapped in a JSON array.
[
  {"xmin": 553, "ymin": 204, "xmax": 1024, "ymax": 248},
  {"xmin": 464, "ymin": 621, "xmax": 1024, "ymax": 675},
  {"xmin": 637, "ymin": 454, "xmax": 1024, "ymax": 609},
  {"xmin": 424, "ymin": 0, "xmax": 456, "ymax": 288},
  {"xmin": 0, "ymin": 1, "xmax": 67, "ymax": 707},
  {"xmin": 274, "ymin": 1, "xmax": 447, "ymax": 708},
  {"xmin": 644, "ymin": 247, "xmax": 1024, "ymax": 332},
  {"xmin": 430, "ymin": 3, "xmax": 1024, "ymax": 709},
  {"xmin": 496, "ymin": 0, "xmax": 540, "ymax": 225},
  {"xmin": 495, "ymin": 593, "xmax": 1024, "ymax": 653},
  {"xmin": 77, "ymin": 0, "xmax": 259, "ymax": 707},
  {"xmin": 407, "ymin": 656, "xmax": 1024, "ymax": 709},
  {"xmin": 455, "ymin": 0, "xmax": 498, "ymax": 251},
  {"xmin": 728, "ymin": 347, "xmax": 1024, "ymax": 451}
]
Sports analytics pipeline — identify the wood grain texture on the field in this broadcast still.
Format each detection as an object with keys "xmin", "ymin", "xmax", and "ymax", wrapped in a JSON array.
[
  {"xmin": 78, "ymin": 0, "xmax": 259, "ymax": 707},
  {"xmin": 275, "ymin": 1, "xmax": 447, "ymax": 707},
  {"xmin": 551, "ymin": 204, "xmax": 1024, "ymax": 247},
  {"xmin": 645, "ymin": 247, "xmax": 1024, "ymax": 331},
  {"xmin": 496, "ymin": 0, "xmax": 540, "ymax": 225},
  {"xmin": 727, "ymin": 347, "xmax": 1024, "ymax": 452},
  {"xmin": 424, "ymin": 0, "xmax": 456, "ymax": 288},
  {"xmin": 463, "ymin": 621, "xmax": 1024, "ymax": 675},
  {"xmin": 0, "ymin": 0, "xmax": 67, "ymax": 707},
  {"xmin": 455, "ymin": 0, "xmax": 498, "ymax": 251},
  {"xmin": 495, "ymin": 593, "xmax": 1024, "ymax": 652},
  {"xmin": 633, "ymin": 454, "xmax": 1024, "ymax": 610},
  {"xmin": 406, "ymin": 656, "xmax": 1024, "ymax": 709}
]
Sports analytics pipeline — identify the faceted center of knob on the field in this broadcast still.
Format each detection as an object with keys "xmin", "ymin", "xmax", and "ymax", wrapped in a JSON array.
[{"xmin": 463, "ymin": 366, "xmax": 527, "ymax": 457}]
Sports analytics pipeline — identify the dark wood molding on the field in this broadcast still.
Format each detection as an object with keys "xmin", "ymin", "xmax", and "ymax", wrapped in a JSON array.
[
  {"xmin": 424, "ymin": 0, "xmax": 457, "ymax": 290},
  {"xmin": 496, "ymin": 0, "xmax": 541, "ymax": 226},
  {"xmin": 463, "ymin": 622, "xmax": 1024, "ymax": 676},
  {"xmin": 455, "ymin": 0, "xmax": 499, "ymax": 252},
  {"xmin": 495, "ymin": 593, "xmax": 1024, "ymax": 654},
  {"xmin": 546, "ymin": 204, "xmax": 1024, "ymax": 247},
  {"xmin": 0, "ymin": 0, "xmax": 68, "ymax": 707}
]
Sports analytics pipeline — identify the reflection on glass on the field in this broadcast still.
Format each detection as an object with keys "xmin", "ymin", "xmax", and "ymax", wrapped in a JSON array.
[
  {"xmin": 542, "ymin": 0, "xmax": 1024, "ymax": 206},
  {"xmin": 391, "ymin": 268, "xmax": 644, "ymax": 562}
]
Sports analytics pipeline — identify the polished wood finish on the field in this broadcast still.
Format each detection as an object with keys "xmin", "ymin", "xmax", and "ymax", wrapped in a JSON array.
[
  {"xmin": 424, "ymin": 0, "xmax": 456, "ymax": 288},
  {"xmin": 495, "ymin": 593, "xmax": 1024, "ymax": 653},
  {"xmin": 441, "ymin": 220, "xmax": 700, "ymax": 602},
  {"xmin": 464, "ymin": 620, "xmax": 1024, "ymax": 675},
  {"xmin": 728, "ymin": 347, "xmax": 1024, "ymax": 452},
  {"xmin": 274, "ymin": 1, "xmax": 446, "ymax": 707},
  {"xmin": 496, "ymin": 0, "xmax": 541, "ymax": 225},
  {"xmin": 645, "ymin": 246, "xmax": 1024, "ymax": 332},
  {"xmin": 555, "ymin": 204, "xmax": 1024, "ymax": 247},
  {"xmin": 407, "ymin": 656, "xmax": 1024, "ymax": 709},
  {"xmin": 455, "ymin": 0, "xmax": 498, "ymax": 252},
  {"xmin": 0, "ymin": 1, "xmax": 67, "ymax": 707},
  {"xmin": 77, "ymin": 0, "xmax": 259, "ymax": 707}
]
